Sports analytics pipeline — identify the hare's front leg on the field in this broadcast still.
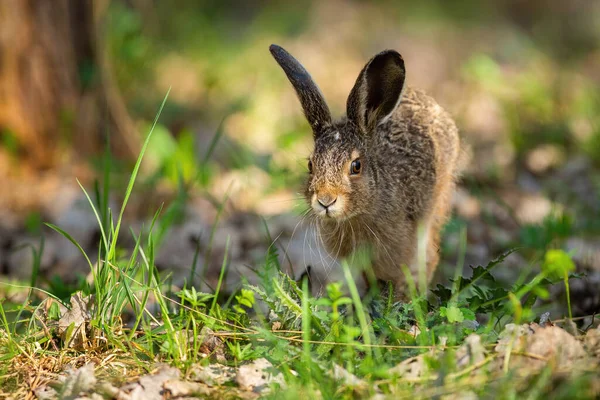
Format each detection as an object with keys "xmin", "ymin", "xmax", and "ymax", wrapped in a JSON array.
[
  {"xmin": 368, "ymin": 222, "xmax": 420, "ymax": 302},
  {"xmin": 394, "ymin": 218, "xmax": 436, "ymax": 301}
]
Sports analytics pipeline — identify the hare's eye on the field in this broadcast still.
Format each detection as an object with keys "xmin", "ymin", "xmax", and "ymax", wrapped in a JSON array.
[
  {"xmin": 350, "ymin": 159, "xmax": 361, "ymax": 175},
  {"xmin": 308, "ymin": 160, "xmax": 313, "ymax": 173}
]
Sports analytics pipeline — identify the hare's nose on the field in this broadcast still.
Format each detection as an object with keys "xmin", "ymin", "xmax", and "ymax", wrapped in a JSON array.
[{"xmin": 317, "ymin": 195, "xmax": 337, "ymax": 209}]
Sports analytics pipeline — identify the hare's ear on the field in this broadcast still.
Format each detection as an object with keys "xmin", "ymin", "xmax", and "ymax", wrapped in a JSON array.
[
  {"xmin": 270, "ymin": 44, "xmax": 332, "ymax": 135},
  {"xmin": 347, "ymin": 50, "xmax": 405, "ymax": 133}
]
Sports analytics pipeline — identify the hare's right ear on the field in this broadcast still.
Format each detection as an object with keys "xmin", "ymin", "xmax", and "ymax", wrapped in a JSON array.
[
  {"xmin": 270, "ymin": 44, "xmax": 332, "ymax": 135},
  {"xmin": 347, "ymin": 50, "xmax": 406, "ymax": 133}
]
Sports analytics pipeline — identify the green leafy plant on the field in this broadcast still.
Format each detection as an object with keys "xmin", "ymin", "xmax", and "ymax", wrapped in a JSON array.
[{"xmin": 542, "ymin": 249, "xmax": 576, "ymax": 319}]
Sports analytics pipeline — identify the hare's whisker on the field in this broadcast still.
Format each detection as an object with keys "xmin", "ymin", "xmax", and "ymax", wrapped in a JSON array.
[
  {"xmin": 283, "ymin": 208, "xmax": 312, "ymax": 275},
  {"xmin": 362, "ymin": 221, "xmax": 395, "ymax": 270}
]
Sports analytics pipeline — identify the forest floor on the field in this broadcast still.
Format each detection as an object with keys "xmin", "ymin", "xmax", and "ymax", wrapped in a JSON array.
[{"xmin": 1, "ymin": 118, "xmax": 600, "ymax": 399}]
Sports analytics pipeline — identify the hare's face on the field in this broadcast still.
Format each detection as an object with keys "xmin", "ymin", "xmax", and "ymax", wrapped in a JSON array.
[
  {"xmin": 305, "ymin": 125, "xmax": 373, "ymax": 220},
  {"xmin": 270, "ymin": 44, "xmax": 406, "ymax": 220}
]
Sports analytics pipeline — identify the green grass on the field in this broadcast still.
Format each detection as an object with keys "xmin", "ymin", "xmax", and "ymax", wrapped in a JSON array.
[{"xmin": 1, "ymin": 95, "xmax": 599, "ymax": 399}]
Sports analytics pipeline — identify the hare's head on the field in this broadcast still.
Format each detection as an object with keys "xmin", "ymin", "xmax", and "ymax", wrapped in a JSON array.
[{"xmin": 270, "ymin": 44, "xmax": 406, "ymax": 221}]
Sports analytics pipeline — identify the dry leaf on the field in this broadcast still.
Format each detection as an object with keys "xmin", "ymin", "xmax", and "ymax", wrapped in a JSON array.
[
  {"xmin": 389, "ymin": 355, "xmax": 428, "ymax": 379},
  {"xmin": 584, "ymin": 326, "xmax": 600, "ymax": 358},
  {"xmin": 197, "ymin": 327, "xmax": 227, "ymax": 363},
  {"xmin": 189, "ymin": 364, "xmax": 237, "ymax": 387},
  {"xmin": 235, "ymin": 358, "xmax": 285, "ymax": 393},
  {"xmin": 35, "ymin": 363, "xmax": 96, "ymax": 400},
  {"xmin": 124, "ymin": 365, "xmax": 180, "ymax": 400},
  {"xmin": 58, "ymin": 292, "xmax": 93, "ymax": 349},
  {"xmin": 164, "ymin": 379, "xmax": 210, "ymax": 397},
  {"xmin": 455, "ymin": 334, "xmax": 487, "ymax": 369},
  {"xmin": 496, "ymin": 323, "xmax": 587, "ymax": 371},
  {"xmin": 331, "ymin": 364, "xmax": 366, "ymax": 387}
]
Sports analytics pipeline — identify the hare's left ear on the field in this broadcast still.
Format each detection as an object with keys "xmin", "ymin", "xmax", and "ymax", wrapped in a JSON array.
[{"xmin": 346, "ymin": 50, "xmax": 406, "ymax": 133}]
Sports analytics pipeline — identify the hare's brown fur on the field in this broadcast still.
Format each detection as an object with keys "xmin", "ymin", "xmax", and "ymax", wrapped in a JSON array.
[{"xmin": 270, "ymin": 45, "xmax": 461, "ymax": 300}]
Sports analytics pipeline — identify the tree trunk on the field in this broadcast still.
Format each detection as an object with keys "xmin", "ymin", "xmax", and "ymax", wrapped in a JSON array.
[{"xmin": 0, "ymin": 0, "xmax": 139, "ymax": 169}]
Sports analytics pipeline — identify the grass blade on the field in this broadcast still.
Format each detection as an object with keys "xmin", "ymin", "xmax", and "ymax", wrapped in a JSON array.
[
  {"xmin": 45, "ymin": 223, "xmax": 94, "ymax": 272},
  {"xmin": 77, "ymin": 178, "xmax": 109, "ymax": 253},
  {"xmin": 210, "ymin": 236, "xmax": 231, "ymax": 314},
  {"xmin": 109, "ymin": 89, "xmax": 171, "ymax": 259},
  {"xmin": 341, "ymin": 260, "xmax": 372, "ymax": 359}
]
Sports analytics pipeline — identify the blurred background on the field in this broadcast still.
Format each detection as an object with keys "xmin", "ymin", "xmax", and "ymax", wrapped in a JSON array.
[{"xmin": 1, "ymin": 0, "xmax": 599, "ymax": 315}]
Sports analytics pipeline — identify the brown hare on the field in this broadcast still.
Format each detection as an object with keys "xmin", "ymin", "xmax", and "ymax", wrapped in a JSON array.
[{"xmin": 270, "ymin": 44, "xmax": 462, "ymax": 301}]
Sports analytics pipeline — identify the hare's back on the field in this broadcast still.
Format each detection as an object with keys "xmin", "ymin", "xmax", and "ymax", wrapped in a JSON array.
[{"xmin": 396, "ymin": 87, "xmax": 460, "ymax": 174}]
